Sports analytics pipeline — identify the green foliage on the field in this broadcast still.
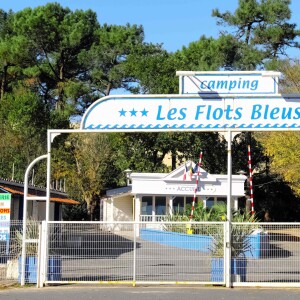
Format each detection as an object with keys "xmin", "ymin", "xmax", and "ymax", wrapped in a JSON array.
[
  {"xmin": 212, "ymin": 0, "xmax": 300, "ymax": 67},
  {"xmin": 256, "ymin": 131, "xmax": 300, "ymax": 196},
  {"xmin": 12, "ymin": 220, "xmax": 39, "ymax": 257},
  {"xmin": 56, "ymin": 133, "xmax": 121, "ymax": 220},
  {"xmin": 0, "ymin": 1, "xmax": 299, "ymax": 222}
]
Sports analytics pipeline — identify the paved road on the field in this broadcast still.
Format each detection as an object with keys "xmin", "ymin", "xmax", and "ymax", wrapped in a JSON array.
[{"xmin": 1, "ymin": 286, "xmax": 300, "ymax": 300}]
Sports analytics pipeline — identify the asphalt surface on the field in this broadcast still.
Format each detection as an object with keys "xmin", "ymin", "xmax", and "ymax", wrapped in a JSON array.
[{"xmin": 1, "ymin": 286, "xmax": 300, "ymax": 300}]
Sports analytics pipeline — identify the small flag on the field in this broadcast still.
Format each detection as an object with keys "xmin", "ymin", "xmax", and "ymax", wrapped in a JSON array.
[
  {"xmin": 192, "ymin": 164, "xmax": 199, "ymax": 173},
  {"xmin": 189, "ymin": 165, "xmax": 193, "ymax": 180},
  {"xmin": 189, "ymin": 164, "xmax": 199, "ymax": 179},
  {"xmin": 183, "ymin": 164, "xmax": 192, "ymax": 181},
  {"xmin": 183, "ymin": 164, "xmax": 188, "ymax": 181}
]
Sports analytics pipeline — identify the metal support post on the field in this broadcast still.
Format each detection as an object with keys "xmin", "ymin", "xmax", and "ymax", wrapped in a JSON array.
[
  {"xmin": 21, "ymin": 154, "xmax": 48, "ymax": 286},
  {"xmin": 38, "ymin": 221, "xmax": 47, "ymax": 287},
  {"xmin": 225, "ymin": 130, "xmax": 232, "ymax": 288},
  {"xmin": 133, "ymin": 222, "xmax": 137, "ymax": 286}
]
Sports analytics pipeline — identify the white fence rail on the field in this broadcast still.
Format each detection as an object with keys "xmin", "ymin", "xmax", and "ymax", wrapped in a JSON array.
[{"xmin": 2, "ymin": 221, "xmax": 300, "ymax": 287}]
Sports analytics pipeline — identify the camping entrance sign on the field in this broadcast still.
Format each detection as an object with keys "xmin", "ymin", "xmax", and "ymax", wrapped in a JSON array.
[
  {"xmin": 81, "ymin": 71, "xmax": 300, "ymax": 131},
  {"xmin": 25, "ymin": 70, "xmax": 300, "ymax": 287},
  {"xmin": 177, "ymin": 71, "xmax": 279, "ymax": 95}
]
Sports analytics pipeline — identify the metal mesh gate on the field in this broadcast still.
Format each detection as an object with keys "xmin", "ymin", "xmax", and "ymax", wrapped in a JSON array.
[
  {"xmin": 3, "ymin": 221, "xmax": 300, "ymax": 287},
  {"xmin": 46, "ymin": 221, "xmax": 225, "ymax": 285}
]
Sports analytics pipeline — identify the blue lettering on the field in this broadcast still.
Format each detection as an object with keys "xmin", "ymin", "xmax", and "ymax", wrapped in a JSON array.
[
  {"xmin": 242, "ymin": 80, "xmax": 250, "ymax": 89},
  {"xmin": 167, "ymin": 108, "xmax": 177, "ymax": 120},
  {"xmin": 229, "ymin": 80, "xmax": 236, "ymax": 91},
  {"xmin": 199, "ymin": 78, "xmax": 259, "ymax": 92},
  {"xmin": 282, "ymin": 107, "xmax": 292, "ymax": 119},
  {"xmin": 195, "ymin": 105, "xmax": 206, "ymax": 120},
  {"xmin": 293, "ymin": 107, "xmax": 300, "ymax": 120},
  {"xmin": 206, "ymin": 105, "xmax": 212, "ymax": 120},
  {"xmin": 270, "ymin": 107, "xmax": 280, "ymax": 119},
  {"xmin": 212, "ymin": 108, "xmax": 223, "ymax": 120},
  {"xmin": 234, "ymin": 107, "xmax": 243, "ymax": 120},
  {"xmin": 178, "ymin": 108, "xmax": 187, "ymax": 120},
  {"xmin": 250, "ymin": 80, "xmax": 258, "ymax": 90},
  {"xmin": 156, "ymin": 105, "xmax": 165, "ymax": 120},
  {"xmin": 264, "ymin": 105, "xmax": 269, "ymax": 119},
  {"xmin": 224, "ymin": 105, "xmax": 234, "ymax": 120},
  {"xmin": 216, "ymin": 81, "xmax": 227, "ymax": 89},
  {"xmin": 208, "ymin": 81, "xmax": 215, "ymax": 89},
  {"xmin": 251, "ymin": 105, "xmax": 262, "ymax": 119},
  {"xmin": 200, "ymin": 81, "xmax": 208, "ymax": 89}
]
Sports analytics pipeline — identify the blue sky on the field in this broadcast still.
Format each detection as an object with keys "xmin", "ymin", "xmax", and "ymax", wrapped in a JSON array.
[{"xmin": 1, "ymin": 0, "xmax": 300, "ymax": 56}]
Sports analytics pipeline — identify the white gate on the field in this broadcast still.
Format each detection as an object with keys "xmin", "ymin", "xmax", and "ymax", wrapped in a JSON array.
[{"xmin": 35, "ymin": 221, "xmax": 300, "ymax": 287}]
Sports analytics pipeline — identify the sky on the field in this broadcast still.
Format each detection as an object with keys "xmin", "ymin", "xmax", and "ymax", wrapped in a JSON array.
[{"xmin": 1, "ymin": 0, "xmax": 300, "ymax": 57}]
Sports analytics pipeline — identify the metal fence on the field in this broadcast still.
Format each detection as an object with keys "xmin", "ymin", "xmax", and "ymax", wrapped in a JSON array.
[
  {"xmin": 0, "ymin": 220, "xmax": 40, "ymax": 285},
  {"xmin": 2, "ymin": 221, "xmax": 300, "ymax": 287}
]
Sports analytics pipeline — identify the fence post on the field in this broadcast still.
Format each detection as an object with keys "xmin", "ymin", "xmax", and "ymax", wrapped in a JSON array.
[
  {"xmin": 133, "ymin": 222, "xmax": 137, "ymax": 286},
  {"xmin": 38, "ymin": 221, "xmax": 47, "ymax": 287},
  {"xmin": 225, "ymin": 221, "xmax": 232, "ymax": 287},
  {"xmin": 36, "ymin": 222, "xmax": 42, "ymax": 288}
]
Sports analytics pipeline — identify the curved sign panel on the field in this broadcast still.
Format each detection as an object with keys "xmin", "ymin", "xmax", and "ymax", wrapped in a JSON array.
[{"xmin": 81, "ymin": 94, "xmax": 300, "ymax": 131}]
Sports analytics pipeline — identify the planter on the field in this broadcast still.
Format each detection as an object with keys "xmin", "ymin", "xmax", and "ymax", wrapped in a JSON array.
[
  {"xmin": 140, "ymin": 228, "xmax": 213, "ymax": 252},
  {"xmin": 140, "ymin": 228, "xmax": 269, "ymax": 258},
  {"xmin": 211, "ymin": 257, "xmax": 247, "ymax": 282},
  {"xmin": 245, "ymin": 230, "xmax": 269, "ymax": 258},
  {"xmin": 18, "ymin": 256, "xmax": 62, "ymax": 283}
]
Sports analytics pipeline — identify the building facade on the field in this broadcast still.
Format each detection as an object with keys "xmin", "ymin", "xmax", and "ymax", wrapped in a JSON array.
[{"xmin": 102, "ymin": 161, "xmax": 247, "ymax": 223}]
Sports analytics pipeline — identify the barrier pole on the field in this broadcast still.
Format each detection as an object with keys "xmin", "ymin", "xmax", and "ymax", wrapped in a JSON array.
[
  {"xmin": 225, "ymin": 131, "xmax": 232, "ymax": 288},
  {"xmin": 189, "ymin": 151, "xmax": 203, "ymax": 222},
  {"xmin": 248, "ymin": 145, "xmax": 255, "ymax": 214}
]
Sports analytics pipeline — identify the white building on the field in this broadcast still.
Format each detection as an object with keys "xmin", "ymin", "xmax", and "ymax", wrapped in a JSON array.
[{"xmin": 101, "ymin": 161, "xmax": 247, "ymax": 222}]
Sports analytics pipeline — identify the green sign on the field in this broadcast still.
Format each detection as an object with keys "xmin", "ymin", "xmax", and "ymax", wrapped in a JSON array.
[{"xmin": 0, "ymin": 193, "xmax": 11, "ymax": 201}]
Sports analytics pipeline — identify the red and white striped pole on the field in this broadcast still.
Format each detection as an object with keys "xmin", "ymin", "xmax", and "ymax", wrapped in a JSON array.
[
  {"xmin": 247, "ymin": 145, "xmax": 255, "ymax": 214},
  {"xmin": 190, "ymin": 151, "xmax": 203, "ymax": 221}
]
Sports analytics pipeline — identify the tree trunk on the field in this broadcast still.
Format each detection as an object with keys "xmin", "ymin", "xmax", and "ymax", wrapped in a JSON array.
[{"xmin": 0, "ymin": 65, "xmax": 8, "ymax": 101}]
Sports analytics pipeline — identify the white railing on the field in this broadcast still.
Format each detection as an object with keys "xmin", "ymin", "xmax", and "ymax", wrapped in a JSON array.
[{"xmin": 139, "ymin": 215, "xmax": 167, "ymax": 222}]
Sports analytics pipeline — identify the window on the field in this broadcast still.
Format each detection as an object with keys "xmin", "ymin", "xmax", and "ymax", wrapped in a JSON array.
[
  {"xmin": 173, "ymin": 196, "xmax": 184, "ymax": 213},
  {"xmin": 217, "ymin": 197, "xmax": 226, "ymax": 205},
  {"xmin": 141, "ymin": 196, "xmax": 152, "ymax": 215},
  {"xmin": 206, "ymin": 197, "xmax": 215, "ymax": 208},
  {"xmin": 186, "ymin": 197, "xmax": 194, "ymax": 207},
  {"xmin": 155, "ymin": 196, "xmax": 166, "ymax": 215}
]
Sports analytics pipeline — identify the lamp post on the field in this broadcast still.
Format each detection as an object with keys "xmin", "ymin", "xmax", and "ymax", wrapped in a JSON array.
[
  {"xmin": 237, "ymin": 170, "xmax": 247, "ymax": 176},
  {"xmin": 237, "ymin": 170, "xmax": 250, "ymax": 212},
  {"xmin": 124, "ymin": 169, "xmax": 132, "ymax": 186}
]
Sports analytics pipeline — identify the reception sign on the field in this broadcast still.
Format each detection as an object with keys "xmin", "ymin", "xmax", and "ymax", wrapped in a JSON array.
[{"xmin": 81, "ymin": 94, "xmax": 300, "ymax": 131}]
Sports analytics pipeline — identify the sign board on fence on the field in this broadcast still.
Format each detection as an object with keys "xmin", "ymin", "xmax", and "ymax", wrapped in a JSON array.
[{"xmin": 0, "ymin": 193, "xmax": 11, "ymax": 242}]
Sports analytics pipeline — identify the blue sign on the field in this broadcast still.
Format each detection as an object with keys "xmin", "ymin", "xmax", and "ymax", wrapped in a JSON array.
[{"xmin": 0, "ymin": 233, "xmax": 9, "ymax": 241}]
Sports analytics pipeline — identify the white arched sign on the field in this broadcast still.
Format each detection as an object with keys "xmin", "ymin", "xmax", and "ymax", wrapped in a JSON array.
[{"xmin": 81, "ymin": 94, "xmax": 300, "ymax": 131}]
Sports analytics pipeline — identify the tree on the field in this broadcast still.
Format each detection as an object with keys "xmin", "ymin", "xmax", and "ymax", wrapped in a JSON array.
[
  {"xmin": 254, "ymin": 60, "xmax": 300, "ymax": 195},
  {"xmin": 0, "ymin": 84, "xmax": 48, "ymax": 181},
  {"xmin": 255, "ymin": 131, "xmax": 300, "ymax": 196},
  {"xmin": 13, "ymin": 3, "xmax": 99, "ymax": 120},
  {"xmin": 0, "ymin": 9, "xmax": 36, "ymax": 101},
  {"xmin": 212, "ymin": 0, "xmax": 300, "ymax": 61},
  {"xmin": 87, "ymin": 23, "xmax": 145, "ymax": 97},
  {"xmin": 271, "ymin": 58, "xmax": 300, "ymax": 93},
  {"xmin": 60, "ymin": 133, "xmax": 119, "ymax": 220}
]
